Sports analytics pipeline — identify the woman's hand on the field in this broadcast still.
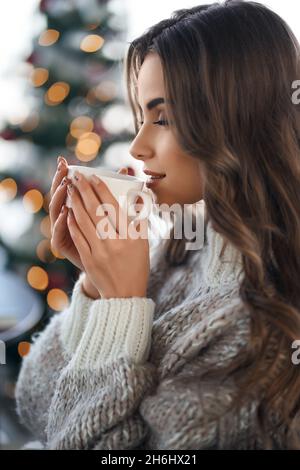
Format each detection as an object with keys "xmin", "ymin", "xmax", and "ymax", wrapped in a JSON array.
[
  {"xmin": 66, "ymin": 171, "xmax": 150, "ymax": 299},
  {"xmin": 49, "ymin": 156, "xmax": 85, "ymax": 271}
]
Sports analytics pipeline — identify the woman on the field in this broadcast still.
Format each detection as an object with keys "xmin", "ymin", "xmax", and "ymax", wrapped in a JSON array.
[{"xmin": 15, "ymin": 1, "xmax": 300, "ymax": 449}]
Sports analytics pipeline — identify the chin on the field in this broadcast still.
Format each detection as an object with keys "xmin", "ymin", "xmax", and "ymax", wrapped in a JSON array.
[{"xmin": 150, "ymin": 191, "xmax": 180, "ymax": 208}]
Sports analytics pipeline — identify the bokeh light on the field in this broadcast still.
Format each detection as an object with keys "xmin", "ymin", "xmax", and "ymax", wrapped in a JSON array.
[
  {"xmin": 0, "ymin": 178, "xmax": 17, "ymax": 203},
  {"xmin": 70, "ymin": 116, "xmax": 94, "ymax": 138},
  {"xmin": 50, "ymin": 246, "xmax": 66, "ymax": 259},
  {"xmin": 36, "ymin": 239, "xmax": 56, "ymax": 263},
  {"xmin": 18, "ymin": 342, "xmax": 31, "ymax": 358},
  {"xmin": 75, "ymin": 131, "xmax": 101, "ymax": 161},
  {"xmin": 20, "ymin": 112, "xmax": 40, "ymax": 132},
  {"xmin": 47, "ymin": 288, "xmax": 69, "ymax": 311},
  {"xmin": 95, "ymin": 80, "xmax": 118, "ymax": 101},
  {"xmin": 80, "ymin": 34, "xmax": 104, "ymax": 52},
  {"xmin": 38, "ymin": 29, "xmax": 60, "ymax": 46},
  {"xmin": 45, "ymin": 82, "xmax": 70, "ymax": 106},
  {"xmin": 30, "ymin": 67, "xmax": 49, "ymax": 87},
  {"xmin": 40, "ymin": 215, "xmax": 51, "ymax": 238},
  {"xmin": 86, "ymin": 80, "xmax": 117, "ymax": 105},
  {"xmin": 23, "ymin": 189, "xmax": 44, "ymax": 213},
  {"xmin": 27, "ymin": 266, "xmax": 49, "ymax": 290}
]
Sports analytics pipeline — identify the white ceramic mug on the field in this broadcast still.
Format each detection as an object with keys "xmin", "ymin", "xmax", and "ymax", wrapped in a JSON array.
[{"xmin": 65, "ymin": 165, "xmax": 154, "ymax": 221}]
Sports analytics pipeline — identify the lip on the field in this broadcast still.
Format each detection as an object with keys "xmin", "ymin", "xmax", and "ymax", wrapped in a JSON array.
[
  {"xmin": 145, "ymin": 176, "xmax": 166, "ymax": 188},
  {"xmin": 143, "ymin": 169, "xmax": 166, "ymax": 177}
]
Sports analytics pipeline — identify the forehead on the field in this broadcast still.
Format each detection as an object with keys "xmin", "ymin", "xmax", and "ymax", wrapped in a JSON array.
[{"xmin": 137, "ymin": 53, "xmax": 165, "ymax": 103}]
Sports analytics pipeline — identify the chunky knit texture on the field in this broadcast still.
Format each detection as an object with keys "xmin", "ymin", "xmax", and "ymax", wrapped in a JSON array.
[{"xmin": 15, "ymin": 207, "xmax": 293, "ymax": 449}]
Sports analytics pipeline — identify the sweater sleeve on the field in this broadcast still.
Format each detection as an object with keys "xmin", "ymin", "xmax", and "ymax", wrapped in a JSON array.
[
  {"xmin": 15, "ymin": 272, "xmax": 95, "ymax": 444},
  {"xmin": 45, "ymin": 296, "xmax": 156, "ymax": 449}
]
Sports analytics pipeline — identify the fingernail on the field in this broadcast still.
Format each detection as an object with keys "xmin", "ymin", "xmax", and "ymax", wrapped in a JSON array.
[
  {"xmin": 60, "ymin": 177, "xmax": 67, "ymax": 186},
  {"xmin": 61, "ymin": 204, "xmax": 65, "ymax": 213},
  {"xmin": 74, "ymin": 171, "xmax": 82, "ymax": 182},
  {"xmin": 91, "ymin": 175, "xmax": 100, "ymax": 184}
]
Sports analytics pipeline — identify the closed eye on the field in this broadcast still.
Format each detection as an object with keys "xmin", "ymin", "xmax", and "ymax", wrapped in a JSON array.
[
  {"xmin": 138, "ymin": 120, "xmax": 169, "ymax": 127},
  {"xmin": 154, "ymin": 120, "xmax": 169, "ymax": 126}
]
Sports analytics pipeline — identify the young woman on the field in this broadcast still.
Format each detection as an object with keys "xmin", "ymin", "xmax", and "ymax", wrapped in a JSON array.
[{"xmin": 15, "ymin": 1, "xmax": 300, "ymax": 449}]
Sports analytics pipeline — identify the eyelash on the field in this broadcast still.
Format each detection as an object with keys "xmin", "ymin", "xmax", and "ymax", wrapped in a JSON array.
[{"xmin": 138, "ymin": 120, "xmax": 169, "ymax": 127}]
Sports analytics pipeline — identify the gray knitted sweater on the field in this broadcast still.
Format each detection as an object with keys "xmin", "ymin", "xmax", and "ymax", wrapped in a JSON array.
[{"xmin": 15, "ymin": 214, "xmax": 291, "ymax": 450}]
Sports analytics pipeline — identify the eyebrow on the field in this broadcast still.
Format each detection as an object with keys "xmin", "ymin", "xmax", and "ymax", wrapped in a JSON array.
[{"xmin": 138, "ymin": 97, "xmax": 165, "ymax": 112}]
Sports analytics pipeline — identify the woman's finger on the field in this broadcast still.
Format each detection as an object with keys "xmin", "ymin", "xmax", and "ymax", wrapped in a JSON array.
[
  {"xmin": 50, "ymin": 156, "xmax": 68, "ymax": 199},
  {"xmin": 67, "ymin": 183, "xmax": 105, "ymax": 249},
  {"xmin": 49, "ymin": 176, "xmax": 71, "ymax": 228},
  {"xmin": 71, "ymin": 172, "xmax": 105, "ymax": 228},
  {"xmin": 67, "ymin": 208, "xmax": 91, "ymax": 260},
  {"xmin": 51, "ymin": 204, "xmax": 68, "ymax": 251}
]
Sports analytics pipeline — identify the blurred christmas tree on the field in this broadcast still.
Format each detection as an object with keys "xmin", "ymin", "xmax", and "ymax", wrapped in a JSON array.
[{"xmin": 0, "ymin": 0, "xmax": 138, "ymax": 358}]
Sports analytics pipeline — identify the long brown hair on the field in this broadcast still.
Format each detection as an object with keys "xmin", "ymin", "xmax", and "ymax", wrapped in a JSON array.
[{"xmin": 124, "ymin": 0, "xmax": 300, "ymax": 448}]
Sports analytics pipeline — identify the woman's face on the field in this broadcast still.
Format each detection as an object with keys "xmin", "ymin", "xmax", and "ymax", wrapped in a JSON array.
[{"xmin": 129, "ymin": 52, "xmax": 204, "ymax": 208}]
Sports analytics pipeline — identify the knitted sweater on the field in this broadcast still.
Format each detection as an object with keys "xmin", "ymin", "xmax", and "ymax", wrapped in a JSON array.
[{"xmin": 15, "ymin": 210, "xmax": 292, "ymax": 450}]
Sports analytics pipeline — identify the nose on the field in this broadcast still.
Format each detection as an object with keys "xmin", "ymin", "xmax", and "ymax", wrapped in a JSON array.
[{"xmin": 128, "ymin": 134, "xmax": 154, "ymax": 163}]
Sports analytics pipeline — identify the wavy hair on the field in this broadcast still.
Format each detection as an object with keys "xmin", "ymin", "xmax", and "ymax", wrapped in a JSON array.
[{"xmin": 124, "ymin": 0, "xmax": 300, "ymax": 448}]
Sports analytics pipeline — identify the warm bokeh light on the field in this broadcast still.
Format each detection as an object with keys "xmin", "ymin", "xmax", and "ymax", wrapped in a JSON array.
[
  {"xmin": 20, "ymin": 112, "xmax": 40, "ymax": 132},
  {"xmin": 85, "ymin": 88, "xmax": 98, "ymax": 106},
  {"xmin": 0, "ymin": 178, "xmax": 17, "ymax": 203},
  {"xmin": 95, "ymin": 80, "xmax": 118, "ymax": 101},
  {"xmin": 45, "ymin": 81, "xmax": 70, "ymax": 106},
  {"xmin": 86, "ymin": 80, "xmax": 118, "ymax": 105},
  {"xmin": 30, "ymin": 67, "xmax": 49, "ymax": 87},
  {"xmin": 70, "ymin": 116, "xmax": 94, "ymax": 138},
  {"xmin": 38, "ymin": 29, "xmax": 60, "ymax": 46},
  {"xmin": 50, "ymin": 246, "xmax": 66, "ymax": 259},
  {"xmin": 75, "ymin": 131, "xmax": 101, "ymax": 161},
  {"xmin": 40, "ymin": 215, "xmax": 51, "ymax": 238},
  {"xmin": 36, "ymin": 239, "xmax": 56, "ymax": 263},
  {"xmin": 27, "ymin": 266, "xmax": 49, "ymax": 290},
  {"xmin": 18, "ymin": 342, "xmax": 31, "ymax": 358},
  {"xmin": 23, "ymin": 189, "xmax": 44, "ymax": 213},
  {"xmin": 80, "ymin": 34, "xmax": 104, "ymax": 52},
  {"xmin": 47, "ymin": 288, "xmax": 69, "ymax": 311}
]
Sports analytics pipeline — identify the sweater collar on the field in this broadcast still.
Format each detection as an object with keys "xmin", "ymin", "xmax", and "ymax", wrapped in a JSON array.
[
  {"xmin": 202, "ymin": 217, "xmax": 244, "ymax": 288},
  {"xmin": 188, "ymin": 200, "xmax": 244, "ymax": 288}
]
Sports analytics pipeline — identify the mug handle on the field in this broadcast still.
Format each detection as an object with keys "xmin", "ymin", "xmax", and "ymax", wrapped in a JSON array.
[{"xmin": 126, "ymin": 189, "xmax": 153, "ymax": 221}]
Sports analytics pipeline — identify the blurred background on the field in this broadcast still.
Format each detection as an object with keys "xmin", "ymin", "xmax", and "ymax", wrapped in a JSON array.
[{"xmin": 0, "ymin": 0, "xmax": 299, "ymax": 450}]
